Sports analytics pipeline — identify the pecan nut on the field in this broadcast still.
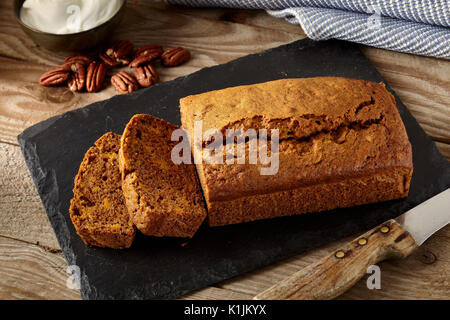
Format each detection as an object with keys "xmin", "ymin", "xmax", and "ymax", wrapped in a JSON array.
[
  {"xmin": 39, "ymin": 64, "xmax": 71, "ymax": 86},
  {"xmin": 64, "ymin": 54, "xmax": 92, "ymax": 67},
  {"xmin": 129, "ymin": 44, "xmax": 163, "ymax": 68},
  {"xmin": 86, "ymin": 61, "xmax": 107, "ymax": 93},
  {"xmin": 134, "ymin": 44, "xmax": 163, "ymax": 58},
  {"xmin": 129, "ymin": 52, "xmax": 161, "ymax": 68},
  {"xmin": 134, "ymin": 64, "xmax": 159, "ymax": 87},
  {"xmin": 99, "ymin": 52, "xmax": 120, "ymax": 67},
  {"xmin": 161, "ymin": 47, "xmax": 190, "ymax": 67},
  {"xmin": 67, "ymin": 62, "xmax": 86, "ymax": 92},
  {"xmin": 105, "ymin": 40, "xmax": 134, "ymax": 65},
  {"xmin": 111, "ymin": 71, "xmax": 139, "ymax": 94}
]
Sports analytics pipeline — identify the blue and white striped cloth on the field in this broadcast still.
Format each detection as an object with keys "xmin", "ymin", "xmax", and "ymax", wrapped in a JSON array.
[{"xmin": 166, "ymin": 0, "xmax": 450, "ymax": 59}]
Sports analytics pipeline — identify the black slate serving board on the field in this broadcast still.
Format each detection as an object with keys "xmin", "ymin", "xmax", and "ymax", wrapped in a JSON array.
[{"xmin": 18, "ymin": 39, "xmax": 450, "ymax": 300}]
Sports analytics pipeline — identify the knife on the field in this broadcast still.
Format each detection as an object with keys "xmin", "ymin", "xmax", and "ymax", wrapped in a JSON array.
[{"xmin": 254, "ymin": 188, "xmax": 450, "ymax": 300}]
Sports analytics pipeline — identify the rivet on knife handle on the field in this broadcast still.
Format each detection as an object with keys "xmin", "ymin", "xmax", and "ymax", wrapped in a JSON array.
[{"xmin": 253, "ymin": 219, "xmax": 418, "ymax": 300}]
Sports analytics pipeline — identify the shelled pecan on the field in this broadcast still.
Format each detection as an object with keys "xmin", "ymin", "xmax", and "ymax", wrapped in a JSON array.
[
  {"xmin": 104, "ymin": 40, "xmax": 134, "ymax": 65},
  {"xmin": 64, "ymin": 54, "xmax": 92, "ymax": 67},
  {"xmin": 129, "ymin": 52, "xmax": 161, "ymax": 68},
  {"xmin": 39, "ymin": 64, "xmax": 71, "ymax": 86},
  {"xmin": 129, "ymin": 44, "xmax": 164, "ymax": 67},
  {"xmin": 161, "ymin": 47, "xmax": 190, "ymax": 67},
  {"xmin": 98, "ymin": 53, "xmax": 119, "ymax": 67},
  {"xmin": 86, "ymin": 61, "xmax": 107, "ymax": 93},
  {"xmin": 67, "ymin": 62, "xmax": 86, "ymax": 92},
  {"xmin": 111, "ymin": 71, "xmax": 139, "ymax": 94},
  {"xmin": 134, "ymin": 44, "xmax": 163, "ymax": 58},
  {"xmin": 134, "ymin": 64, "xmax": 159, "ymax": 87}
]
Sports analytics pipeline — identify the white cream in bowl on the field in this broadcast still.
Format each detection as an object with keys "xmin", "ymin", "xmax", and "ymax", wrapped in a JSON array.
[{"xmin": 20, "ymin": 0, "xmax": 123, "ymax": 34}]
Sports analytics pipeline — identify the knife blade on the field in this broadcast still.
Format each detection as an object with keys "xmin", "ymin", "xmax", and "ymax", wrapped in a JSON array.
[
  {"xmin": 395, "ymin": 188, "xmax": 450, "ymax": 246},
  {"xmin": 254, "ymin": 188, "xmax": 450, "ymax": 300}
]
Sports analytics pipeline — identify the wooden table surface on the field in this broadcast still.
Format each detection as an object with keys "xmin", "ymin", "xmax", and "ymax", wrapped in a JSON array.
[{"xmin": 0, "ymin": 1, "xmax": 449, "ymax": 300}]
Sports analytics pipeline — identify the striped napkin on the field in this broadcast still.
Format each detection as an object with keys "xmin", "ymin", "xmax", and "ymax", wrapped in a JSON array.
[{"xmin": 166, "ymin": 0, "xmax": 450, "ymax": 59}]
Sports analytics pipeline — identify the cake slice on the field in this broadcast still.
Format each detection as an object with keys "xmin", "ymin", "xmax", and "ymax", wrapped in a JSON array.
[
  {"xmin": 119, "ymin": 114, "xmax": 207, "ymax": 238},
  {"xmin": 69, "ymin": 132, "xmax": 135, "ymax": 249}
]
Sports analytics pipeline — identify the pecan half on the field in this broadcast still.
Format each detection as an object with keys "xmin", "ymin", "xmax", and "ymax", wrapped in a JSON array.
[
  {"xmin": 39, "ymin": 65, "xmax": 71, "ymax": 86},
  {"xmin": 64, "ymin": 54, "xmax": 92, "ymax": 67},
  {"xmin": 105, "ymin": 40, "xmax": 134, "ymax": 65},
  {"xmin": 99, "ymin": 52, "xmax": 120, "ymax": 67},
  {"xmin": 129, "ymin": 52, "xmax": 162, "ymax": 68},
  {"xmin": 111, "ymin": 71, "xmax": 139, "ymax": 94},
  {"xmin": 86, "ymin": 61, "xmax": 107, "ymax": 93},
  {"xmin": 134, "ymin": 64, "xmax": 159, "ymax": 87},
  {"xmin": 67, "ymin": 62, "xmax": 86, "ymax": 92},
  {"xmin": 161, "ymin": 47, "xmax": 190, "ymax": 67},
  {"xmin": 134, "ymin": 44, "xmax": 163, "ymax": 58}
]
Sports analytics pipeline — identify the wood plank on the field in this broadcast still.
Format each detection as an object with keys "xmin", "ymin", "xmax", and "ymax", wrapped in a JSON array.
[
  {"xmin": 0, "ymin": 143, "xmax": 59, "ymax": 249},
  {"xmin": 179, "ymin": 286, "xmax": 252, "ymax": 300},
  {"xmin": 0, "ymin": 57, "xmax": 115, "ymax": 146},
  {"xmin": 0, "ymin": 236, "xmax": 81, "ymax": 300}
]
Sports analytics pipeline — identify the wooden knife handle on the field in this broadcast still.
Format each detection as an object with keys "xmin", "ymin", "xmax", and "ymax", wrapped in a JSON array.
[{"xmin": 254, "ymin": 219, "xmax": 418, "ymax": 300}]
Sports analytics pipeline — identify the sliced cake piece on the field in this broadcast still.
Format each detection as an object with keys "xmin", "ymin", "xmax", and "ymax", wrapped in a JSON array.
[
  {"xmin": 119, "ymin": 114, "xmax": 207, "ymax": 238},
  {"xmin": 70, "ymin": 132, "xmax": 135, "ymax": 249}
]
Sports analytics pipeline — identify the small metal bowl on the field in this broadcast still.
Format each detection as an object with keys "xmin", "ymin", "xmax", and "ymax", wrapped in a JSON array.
[{"xmin": 13, "ymin": 0, "xmax": 126, "ymax": 52}]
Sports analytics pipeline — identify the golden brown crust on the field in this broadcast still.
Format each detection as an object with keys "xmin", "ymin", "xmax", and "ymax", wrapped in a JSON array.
[
  {"xmin": 179, "ymin": 77, "xmax": 413, "ymax": 226},
  {"xmin": 208, "ymin": 168, "xmax": 412, "ymax": 226},
  {"xmin": 181, "ymin": 77, "xmax": 399, "ymax": 138},
  {"xmin": 119, "ymin": 114, "xmax": 207, "ymax": 238},
  {"xmin": 69, "ymin": 132, "xmax": 136, "ymax": 248}
]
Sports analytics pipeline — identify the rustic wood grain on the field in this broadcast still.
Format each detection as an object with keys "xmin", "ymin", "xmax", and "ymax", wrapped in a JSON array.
[
  {"xmin": 180, "ymin": 286, "xmax": 252, "ymax": 300},
  {"xmin": 0, "ymin": 143, "xmax": 59, "ymax": 249},
  {"xmin": 0, "ymin": 0, "xmax": 449, "ymax": 300},
  {"xmin": 0, "ymin": 236, "xmax": 80, "ymax": 300}
]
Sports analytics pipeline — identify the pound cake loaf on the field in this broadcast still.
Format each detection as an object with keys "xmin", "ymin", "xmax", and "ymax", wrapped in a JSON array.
[
  {"xmin": 180, "ymin": 77, "xmax": 413, "ymax": 226},
  {"xmin": 119, "ymin": 114, "xmax": 207, "ymax": 238},
  {"xmin": 69, "ymin": 132, "xmax": 136, "ymax": 248}
]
